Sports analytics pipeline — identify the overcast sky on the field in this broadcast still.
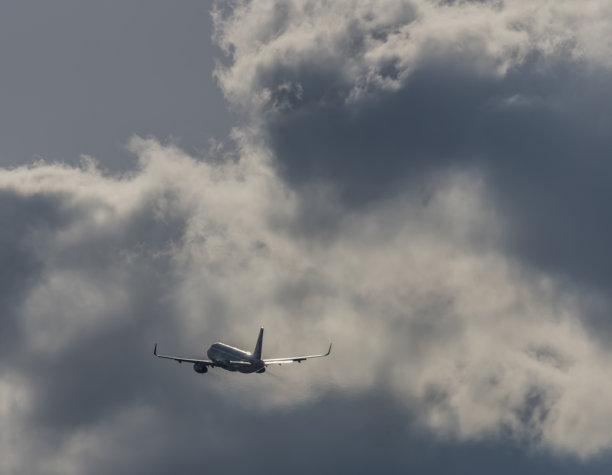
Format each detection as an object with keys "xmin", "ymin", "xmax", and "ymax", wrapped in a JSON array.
[{"xmin": 3, "ymin": 1, "xmax": 612, "ymax": 474}]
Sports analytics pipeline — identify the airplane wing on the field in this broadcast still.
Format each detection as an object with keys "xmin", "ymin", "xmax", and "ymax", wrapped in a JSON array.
[
  {"xmin": 153, "ymin": 343, "xmax": 213, "ymax": 365},
  {"xmin": 263, "ymin": 343, "xmax": 332, "ymax": 365}
]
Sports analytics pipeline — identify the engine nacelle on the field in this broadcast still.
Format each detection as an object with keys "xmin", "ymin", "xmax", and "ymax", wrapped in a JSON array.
[
  {"xmin": 256, "ymin": 368, "xmax": 266, "ymax": 374},
  {"xmin": 193, "ymin": 363, "xmax": 208, "ymax": 374}
]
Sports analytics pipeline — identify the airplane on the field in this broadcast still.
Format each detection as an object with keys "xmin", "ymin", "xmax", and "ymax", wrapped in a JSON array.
[{"xmin": 153, "ymin": 327, "xmax": 332, "ymax": 374}]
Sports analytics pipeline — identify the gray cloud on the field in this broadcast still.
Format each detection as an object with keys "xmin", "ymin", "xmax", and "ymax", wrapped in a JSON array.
[
  {"xmin": 3, "ymin": 137, "xmax": 612, "ymax": 474},
  {"xmin": 262, "ymin": 59, "xmax": 612, "ymax": 295},
  {"xmin": 0, "ymin": 192, "xmax": 71, "ymax": 361},
  {"xmin": 4, "ymin": 1, "xmax": 612, "ymax": 473},
  {"xmin": 214, "ymin": 0, "xmax": 612, "ymax": 294}
]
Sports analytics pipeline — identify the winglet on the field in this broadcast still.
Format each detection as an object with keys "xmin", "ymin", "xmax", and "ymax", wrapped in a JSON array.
[
  {"xmin": 153, "ymin": 343, "xmax": 157, "ymax": 356},
  {"xmin": 326, "ymin": 343, "xmax": 332, "ymax": 356}
]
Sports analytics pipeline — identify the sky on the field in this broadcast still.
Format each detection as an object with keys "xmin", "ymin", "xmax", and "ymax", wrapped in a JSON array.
[{"xmin": 2, "ymin": 1, "xmax": 612, "ymax": 473}]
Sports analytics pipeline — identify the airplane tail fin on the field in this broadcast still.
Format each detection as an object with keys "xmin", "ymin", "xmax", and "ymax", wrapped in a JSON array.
[{"xmin": 253, "ymin": 328, "xmax": 264, "ymax": 360}]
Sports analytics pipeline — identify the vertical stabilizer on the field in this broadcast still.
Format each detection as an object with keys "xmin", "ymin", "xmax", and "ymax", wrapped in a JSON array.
[{"xmin": 253, "ymin": 328, "xmax": 264, "ymax": 360}]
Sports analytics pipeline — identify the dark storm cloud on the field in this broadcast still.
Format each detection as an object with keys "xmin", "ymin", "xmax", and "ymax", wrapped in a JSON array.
[
  {"xmin": 215, "ymin": 0, "xmax": 612, "ymax": 294},
  {"xmin": 0, "ymin": 186, "xmax": 185, "ymax": 430},
  {"xmin": 24, "ymin": 386, "xmax": 612, "ymax": 475},
  {"xmin": 264, "ymin": 56, "xmax": 612, "ymax": 293},
  {"xmin": 5, "ymin": 1, "xmax": 612, "ymax": 474},
  {"xmin": 0, "ymin": 192, "xmax": 70, "ymax": 359}
]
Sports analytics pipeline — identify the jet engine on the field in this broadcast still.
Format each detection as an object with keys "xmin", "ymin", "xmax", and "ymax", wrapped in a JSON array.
[
  {"xmin": 256, "ymin": 368, "xmax": 266, "ymax": 374},
  {"xmin": 193, "ymin": 363, "xmax": 208, "ymax": 374}
]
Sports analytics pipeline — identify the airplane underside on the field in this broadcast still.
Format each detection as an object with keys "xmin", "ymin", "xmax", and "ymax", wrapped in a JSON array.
[{"xmin": 208, "ymin": 361, "xmax": 264, "ymax": 373}]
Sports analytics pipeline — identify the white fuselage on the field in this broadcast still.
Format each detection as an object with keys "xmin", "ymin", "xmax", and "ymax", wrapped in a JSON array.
[{"xmin": 207, "ymin": 342, "xmax": 265, "ymax": 373}]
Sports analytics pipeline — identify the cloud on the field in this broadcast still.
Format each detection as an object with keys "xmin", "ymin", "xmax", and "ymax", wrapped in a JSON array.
[
  {"xmin": 207, "ymin": 0, "xmax": 612, "ymax": 457},
  {"xmin": 214, "ymin": 0, "xmax": 612, "ymax": 292},
  {"xmin": 2, "ymin": 134, "xmax": 612, "ymax": 474},
  {"xmin": 3, "ymin": 1, "xmax": 612, "ymax": 473},
  {"xmin": 213, "ymin": 0, "xmax": 612, "ymax": 113}
]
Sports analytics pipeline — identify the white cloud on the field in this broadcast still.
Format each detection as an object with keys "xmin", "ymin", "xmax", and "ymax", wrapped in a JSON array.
[
  {"xmin": 213, "ymin": 0, "xmax": 612, "ymax": 113},
  {"xmin": 2, "ymin": 137, "xmax": 612, "ymax": 457}
]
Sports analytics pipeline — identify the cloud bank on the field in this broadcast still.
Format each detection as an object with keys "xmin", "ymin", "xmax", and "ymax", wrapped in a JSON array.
[
  {"xmin": 2, "ymin": 138, "xmax": 612, "ymax": 469},
  {"xmin": 214, "ymin": 0, "xmax": 612, "ymax": 110},
  {"xmin": 214, "ymin": 0, "xmax": 612, "ymax": 291},
  {"xmin": 3, "ymin": 1, "xmax": 612, "ymax": 473}
]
